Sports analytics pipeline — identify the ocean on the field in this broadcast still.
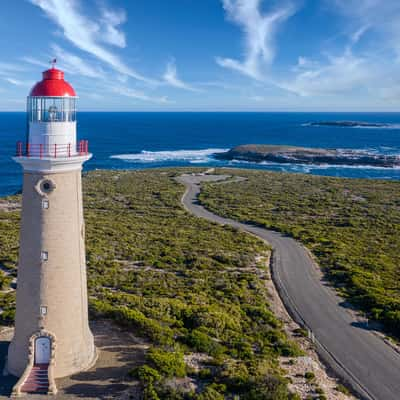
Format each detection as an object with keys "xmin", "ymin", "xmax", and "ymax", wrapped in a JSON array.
[{"xmin": 1, "ymin": 112, "xmax": 400, "ymax": 196}]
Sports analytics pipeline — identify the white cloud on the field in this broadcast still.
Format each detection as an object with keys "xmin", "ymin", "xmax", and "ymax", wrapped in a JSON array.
[
  {"xmin": 0, "ymin": 62, "xmax": 27, "ymax": 73},
  {"xmin": 350, "ymin": 25, "xmax": 369, "ymax": 45},
  {"xmin": 332, "ymin": 0, "xmax": 400, "ymax": 58},
  {"xmin": 278, "ymin": 50, "xmax": 373, "ymax": 96},
  {"xmin": 4, "ymin": 78, "xmax": 22, "ymax": 85},
  {"xmin": 29, "ymin": 0, "xmax": 154, "ymax": 83},
  {"xmin": 291, "ymin": 56, "xmax": 319, "ymax": 72},
  {"xmin": 100, "ymin": 8, "xmax": 127, "ymax": 48},
  {"xmin": 111, "ymin": 85, "xmax": 170, "ymax": 104},
  {"xmin": 21, "ymin": 47, "xmax": 166, "ymax": 105},
  {"xmin": 249, "ymin": 95, "xmax": 265, "ymax": 102},
  {"xmin": 217, "ymin": 0, "xmax": 295, "ymax": 80},
  {"xmin": 163, "ymin": 60, "xmax": 200, "ymax": 92},
  {"xmin": 21, "ymin": 57, "xmax": 50, "ymax": 69},
  {"xmin": 197, "ymin": 81, "xmax": 242, "ymax": 90},
  {"xmin": 0, "ymin": 64, "xmax": 33, "ymax": 88},
  {"xmin": 272, "ymin": 0, "xmax": 399, "ymax": 102},
  {"xmin": 51, "ymin": 44, "xmax": 104, "ymax": 78},
  {"xmin": 3, "ymin": 78, "xmax": 34, "ymax": 87}
]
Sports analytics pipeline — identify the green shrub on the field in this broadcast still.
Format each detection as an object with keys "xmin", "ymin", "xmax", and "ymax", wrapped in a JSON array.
[
  {"xmin": 131, "ymin": 365, "xmax": 161, "ymax": 384},
  {"xmin": 335, "ymin": 383, "xmax": 350, "ymax": 394},
  {"xmin": 130, "ymin": 365, "xmax": 162, "ymax": 400},
  {"xmin": 241, "ymin": 375, "xmax": 296, "ymax": 400},
  {"xmin": 293, "ymin": 328, "xmax": 308, "ymax": 337},
  {"xmin": 147, "ymin": 347, "xmax": 186, "ymax": 378},
  {"xmin": 197, "ymin": 368, "xmax": 212, "ymax": 379},
  {"xmin": 304, "ymin": 371, "xmax": 315, "ymax": 382},
  {"xmin": 91, "ymin": 301, "xmax": 174, "ymax": 345},
  {"xmin": 184, "ymin": 329, "xmax": 223, "ymax": 355},
  {"xmin": 196, "ymin": 385, "xmax": 225, "ymax": 400}
]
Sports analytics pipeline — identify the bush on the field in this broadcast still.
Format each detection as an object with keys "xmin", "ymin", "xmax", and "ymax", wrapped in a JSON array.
[
  {"xmin": 335, "ymin": 383, "xmax": 350, "ymax": 394},
  {"xmin": 130, "ymin": 365, "xmax": 162, "ymax": 400},
  {"xmin": 147, "ymin": 347, "xmax": 186, "ymax": 378},
  {"xmin": 315, "ymin": 387, "xmax": 324, "ymax": 394},
  {"xmin": 241, "ymin": 375, "xmax": 296, "ymax": 400},
  {"xmin": 304, "ymin": 371, "xmax": 315, "ymax": 382},
  {"xmin": 196, "ymin": 385, "xmax": 225, "ymax": 400},
  {"xmin": 91, "ymin": 301, "xmax": 174, "ymax": 345},
  {"xmin": 197, "ymin": 368, "xmax": 212, "ymax": 379},
  {"xmin": 185, "ymin": 329, "xmax": 223, "ymax": 356},
  {"xmin": 293, "ymin": 328, "xmax": 308, "ymax": 337},
  {"xmin": 131, "ymin": 365, "xmax": 161, "ymax": 384}
]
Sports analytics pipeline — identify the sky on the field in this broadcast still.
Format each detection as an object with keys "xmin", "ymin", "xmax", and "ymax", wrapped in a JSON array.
[{"xmin": 1, "ymin": 0, "xmax": 400, "ymax": 111}]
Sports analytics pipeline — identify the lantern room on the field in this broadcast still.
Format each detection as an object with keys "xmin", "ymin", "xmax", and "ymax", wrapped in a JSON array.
[
  {"xmin": 27, "ymin": 97, "xmax": 76, "ymax": 123},
  {"xmin": 28, "ymin": 68, "xmax": 77, "ymax": 123},
  {"xmin": 16, "ymin": 65, "xmax": 89, "ymax": 159}
]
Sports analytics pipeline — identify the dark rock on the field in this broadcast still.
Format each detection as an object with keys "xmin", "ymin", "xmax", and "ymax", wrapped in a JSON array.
[
  {"xmin": 214, "ymin": 144, "xmax": 400, "ymax": 168},
  {"xmin": 309, "ymin": 121, "xmax": 389, "ymax": 128}
]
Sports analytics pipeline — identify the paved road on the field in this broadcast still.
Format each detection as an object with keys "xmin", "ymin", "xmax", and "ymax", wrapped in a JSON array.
[{"xmin": 177, "ymin": 174, "xmax": 400, "ymax": 400}]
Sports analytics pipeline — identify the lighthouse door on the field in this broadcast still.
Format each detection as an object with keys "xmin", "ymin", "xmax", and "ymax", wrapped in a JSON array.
[{"xmin": 35, "ymin": 337, "xmax": 51, "ymax": 364}]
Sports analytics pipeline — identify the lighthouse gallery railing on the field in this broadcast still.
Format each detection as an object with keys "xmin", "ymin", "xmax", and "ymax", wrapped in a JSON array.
[{"xmin": 15, "ymin": 140, "xmax": 89, "ymax": 158}]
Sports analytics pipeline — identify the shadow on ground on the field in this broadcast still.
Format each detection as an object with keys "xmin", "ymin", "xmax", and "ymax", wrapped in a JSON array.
[
  {"xmin": 0, "ymin": 333, "xmax": 18, "ymax": 398},
  {"xmin": 57, "ymin": 320, "xmax": 147, "ymax": 399}
]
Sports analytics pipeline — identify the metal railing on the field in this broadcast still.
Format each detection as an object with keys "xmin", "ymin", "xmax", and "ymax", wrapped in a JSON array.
[{"xmin": 16, "ymin": 140, "xmax": 89, "ymax": 158}]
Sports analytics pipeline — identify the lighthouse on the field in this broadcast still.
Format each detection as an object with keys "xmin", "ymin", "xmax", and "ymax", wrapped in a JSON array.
[{"xmin": 7, "ymin": 64, "xmax": 96, "ymax": 395}]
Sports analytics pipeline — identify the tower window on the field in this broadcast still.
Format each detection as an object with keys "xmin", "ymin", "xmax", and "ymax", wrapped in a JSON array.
[
  {"xmin": 42, "ymin": 199, "xmax": 49, "ymax": 209},
  {"xmin": 35, "ymin": 178, "xmax": 56, "ymax": 197},
  {"xmin": 40, "ymin": 306, "xmax": 47, "ymax": 316},
  {"xmin": 39, "ymin": 179, "xmax": 55, "ymax": 195},
  {"xmin": 41, "ymin": 251, "xmax": 48, "ymax": 262}
]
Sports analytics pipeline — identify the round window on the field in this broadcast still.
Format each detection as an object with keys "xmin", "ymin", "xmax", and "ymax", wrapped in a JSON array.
[{"xmin": 40, "ymin": 180, "xmax": 55, "ymax": 194}]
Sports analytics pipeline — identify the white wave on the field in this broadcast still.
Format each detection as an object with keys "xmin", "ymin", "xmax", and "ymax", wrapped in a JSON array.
[
  {"xmin": 262, "ymin": 161, "xmax": 400, "ymax": 171},
  {"xmin": 110, "ymin": 148, "xmax": 228, "ymax": 164},
  {"xmin": 229, "ymin": 159, "xmax": 400, "ymax": 171},
  {"xmin": 304, "ymin": 121, "xmax": 400, "ymax": 130},
  {"xmin": 352, "ymin": 124, "xmax": 400, "ymax": 130}
]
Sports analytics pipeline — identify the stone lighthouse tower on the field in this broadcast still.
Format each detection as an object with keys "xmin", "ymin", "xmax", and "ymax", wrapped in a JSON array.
[{"xmin": 7, "ymin": 64, "xmax": 96, "ymax": 395}]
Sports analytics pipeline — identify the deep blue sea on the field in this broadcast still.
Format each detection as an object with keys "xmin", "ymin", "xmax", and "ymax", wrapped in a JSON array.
[{"xmin": 1, "ymin": 112, "xmax": 400, "ymax": 196}]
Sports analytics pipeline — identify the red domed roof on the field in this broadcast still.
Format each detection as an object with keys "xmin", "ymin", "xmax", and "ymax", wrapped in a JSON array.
[{"xmin": 30, "ymin": 68, "xmax": 76, "ymax": 97}]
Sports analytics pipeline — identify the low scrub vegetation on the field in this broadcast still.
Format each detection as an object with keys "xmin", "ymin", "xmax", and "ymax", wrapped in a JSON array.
[
  {"xmin": 200, "ymin": 169, "xmax": 400, "ymax": 337},
  {"xmin": 0, "ymin": 169, "xmax": 300, "ymax": 399}
]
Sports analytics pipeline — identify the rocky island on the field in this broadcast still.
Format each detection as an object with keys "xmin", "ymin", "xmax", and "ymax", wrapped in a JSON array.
[
  {"xmin": 308, "ymin": 121, "xmax": 390, "ymax": 128},
  {"xmin": 214, "ymin": 144, "xmax": 400, "ymax": 167}
]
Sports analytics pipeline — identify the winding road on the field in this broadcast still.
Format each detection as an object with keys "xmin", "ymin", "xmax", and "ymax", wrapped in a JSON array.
[{"xmin": 177, "ymin": 174, "xmax": 400, "ymax": 400}]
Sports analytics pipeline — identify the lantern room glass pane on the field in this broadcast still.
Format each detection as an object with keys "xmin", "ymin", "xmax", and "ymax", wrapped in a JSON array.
[{"xmin": 28, "ymin": 97, "xmax": 76, "ymax": 122}]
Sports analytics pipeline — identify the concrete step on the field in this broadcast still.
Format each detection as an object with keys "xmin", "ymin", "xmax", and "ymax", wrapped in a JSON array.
[{"xmin": 20, "ymin": 363, "xmax": 50, "ymax": 394}]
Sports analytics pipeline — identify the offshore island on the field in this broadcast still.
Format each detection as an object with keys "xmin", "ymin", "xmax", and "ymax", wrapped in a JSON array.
[
  {"xmin": 215, "ymin": 144, "xmax": 400, "ymax": 167},
  {"xmin": 308, "ymin": 121, "xmax": 391, "ymax": 128}
]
